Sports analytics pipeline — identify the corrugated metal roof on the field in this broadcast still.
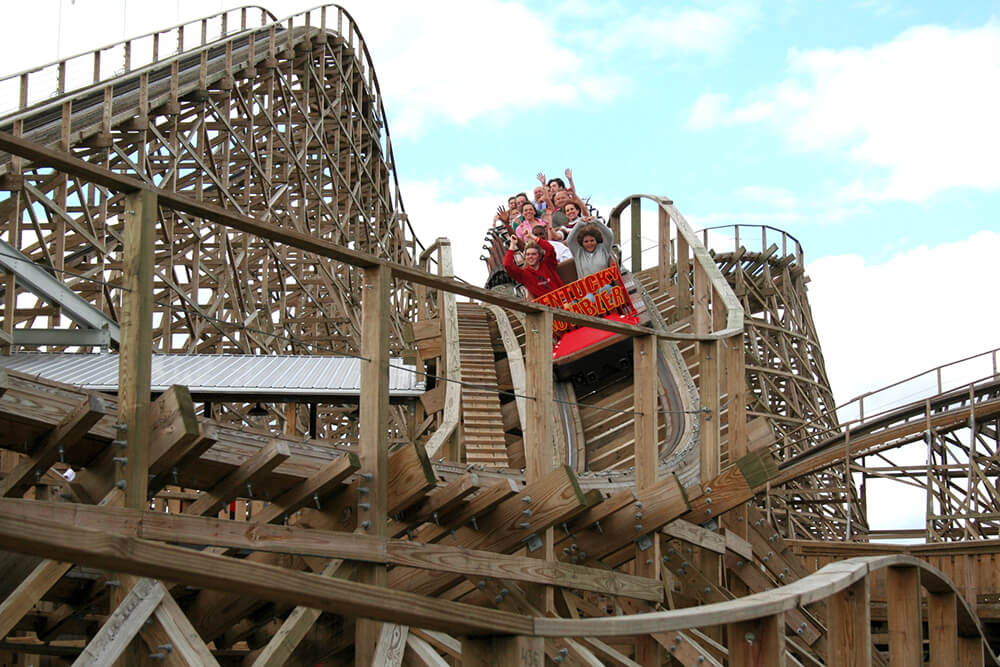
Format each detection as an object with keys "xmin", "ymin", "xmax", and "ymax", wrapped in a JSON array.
[{"xmin": 0, "ymin": 353, "xmax": 425, "ymax": 400}]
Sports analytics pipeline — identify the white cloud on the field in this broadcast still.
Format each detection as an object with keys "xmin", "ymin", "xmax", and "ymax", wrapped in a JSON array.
[
  {"xmin": 808, "ymin": 231, "xmax": 1000, "ymax": 407},
  {"xmin": 401, "ymin": 179, "xmax": 502, "ymax": 287},
  {"xmin": 808, "ymin": 232, "xmax": 1000, "ymax": 533},
  {"xmin": 599, "ymin": 2, "xmax": 758, "ymax": 57},
  {"xmin": 347, "ymin": 0, "xmax": 625, "ymax": 137},
  {"xmin": 460, "ymin": 164, "xmax": 503, "ymax": 188},
  {"xmin": 734, "ymin": 185, "xmax": 798, "ymax": 209},
  {"xmin": 688, "ymin": 22, "xmax": 1000, "ymax": 201},
  {"xmin": 687, "ymin": 92, "xmax": 730, "ymax": 129}
]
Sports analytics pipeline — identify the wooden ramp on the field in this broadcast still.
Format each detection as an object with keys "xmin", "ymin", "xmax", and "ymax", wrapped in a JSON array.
[{"xmin": 456, "ymin": 303, "xmax": 509, "ymax": 468}]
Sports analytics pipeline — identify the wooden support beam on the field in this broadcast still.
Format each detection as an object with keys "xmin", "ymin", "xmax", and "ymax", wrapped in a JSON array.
[
  {"xmin": 633, "ymin": 334, "xmax": 658, "ymax": 489},
  {"xmin": 827, "ymin": 577, "xmax": 872, "ymax": 666},
  {"xmin": 928, "ymin": 590, "xmax": 958, "ymax": 666},
  {"xmin": 184, "ymin": 439, "xmax": 290, "ymax": 516},
  {"xmin": 0, "ymin": 489, "xmax": 122, "ymax": 640},
  {"xmin": 633, "ymin": 333, "xmax": 660, "ymax": 664},
  {"xmin": 727, "ymin": 612, "xmax": 785, "ymax": 667},
  {"xmin": 70, "ymin": 577, "xmax": 164, "ymax": 667},
  {"xmin": 410, "ymin": 477, "xmax": 519, "ymax": 544},
  {"xmin": 405, "ymin": 632, "xmax": 451, "ymax": 667},
  {"xmin": 0, "ymin": 394, "xmax": 106, "ymax": 497},
  {"xmin": 248, "ymin": 559, "xmax": 346, "ymax": 667},
  {"xmin": 143, "ymin": 586, "xmax": 221, "ymax": 667},
  {"xmin": 372, "ymin": 624, "xmax": 408, "ymax": 666},
  {"xmin": 887, "ymin": 565, "xmax": 922, "ymax": 667},
  {"xmin": 390, "ymin": 467, "xmax": 600, "ymax": 598},
  {"xmin": 356, "ymin": 263, "xmax": 391, "ymax": 666},
  {"xmin": 0, "ymin": 511, "xmax": 535, "ymax": 636},
  {"xmin": 726, "ymin": 334, "xmax": 748, "ymax": 460},
  {"xmin": 0, "ymin": 559, "xmax": 73, "ymax": 639},
  {"xmin": 119, "ymin": 188, "xmax": 156, "ymax": 510},
  {"xmin": 248, "ymin": 452, "xmax": 360, "ymax": 526},
  {"xmin": 699, "ymin": 339, "xmax": 721, "ymax": 483},
  {"xmin": 462, "ymin": 635, "xmax": 544, "ymax": 667},
  {"xmin": 524, "ymin": 310, "xmax": 554, "ymax": 482},
  {"xmin": 958, "ymin": 636, "xmax": 985, "ymax": 666},
  {"xmin": 568, "ymin": 473, "xmax": 688, "ymax": 563}
]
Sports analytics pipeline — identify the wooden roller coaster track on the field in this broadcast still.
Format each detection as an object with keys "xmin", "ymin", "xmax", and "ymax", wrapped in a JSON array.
[{"xmin": 0, "ymin": 4, "xmax": 999, "ymax": 666}]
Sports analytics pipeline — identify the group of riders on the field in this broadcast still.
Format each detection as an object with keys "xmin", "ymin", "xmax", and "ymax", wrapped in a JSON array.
[{"xmin": 493, "ymin": 169, "xmax": 615, "ymax": 299}]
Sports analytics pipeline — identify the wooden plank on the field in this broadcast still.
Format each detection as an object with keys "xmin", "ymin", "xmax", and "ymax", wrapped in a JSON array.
[
  {"xmin": 633, "ymin": 334, "xmax": 658, "ymax": 490},
  {"xmin": 928, "ymin": 591, "xmax": 958, "ymax": 666},
  {"xmin": 119, "ymin": 188, "xmax": 156, "ymax": 510},
  {"xmin": 405, "ymin": 472, "xmax": 479, "ymax": 525},
  {"xmin": 410, "ymin": 478, "xmax": 519, "ymax": 544},
  {"xmin": 391, "ymin": 466, "xmax": 598, "ymax": 597},
  {"xmin": 524, "ymin": 310, "xmax": 554, "ymax": 482},
  {"xmin": 0, "ymin": 496, "xmax": 662, "ymax": 601},
  {"xmin": 825, "ymin": 576, "xmax": 871, "ymax": 666},
  {"xmin": 250, "ymin": 452, "xmax": 360, "ymax": 525},
  {"xmin": 887, "ymin": 565, "xmax": 921, "ymax": 667},
  {"xmin": 724, "ymin": 529, "xmax": 754, "ymax": 562},
  {"xmin": 727, "ymin": 612, "xmax": 785, "ymax": 667},
  {"xmin": 0, "ymin": 393, "xmax": 106, "ymax": 497},
  {"xmin": 357, "ymin": 263, "xmax": 391, "ymax": 666},
  {"xmin": 0, "ymin": 559, "xmax": 73, "ymax": 639},
  {"xmin": 0, "ymin": 511, "xmax": 535, "ymax": 636},
  {"xmin": 372, "ymin": 624, "xmax": 408, "ymax": 666},
  {"xmin": 663, "ymin": 519, "xmax": 726, "ymax": 555},
  {"xmin": 409, "ymin": 628, "xmax": 461, "ymax": 660},
  {"xmin": 405, "ymin": 633, "xmax": 450, "ymax": 667},
  {"xmin": 184, "ymin": 439, "xmax": 290, "ymax": 516},
  {"xmin": 462, "ymin": 635, "xmax": 543, "ymax": 667},
  {"xmin": 569, "ymin": 473, "xmax": 688, "ymax": 562},
  {"xmin": 249, "ymin": 559, "xmax": 346, "ymax": 667},
  {"xmin": 70, "ymin": 577, "xmax": 164, "ymax": 667},
  {"xmin": 146, "ymin": 585, "xmax": 221, "ymax": 667}
]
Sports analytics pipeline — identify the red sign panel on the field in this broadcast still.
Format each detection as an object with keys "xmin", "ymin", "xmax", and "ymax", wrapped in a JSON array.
[{"xmin": 533, "ymin": 264, "xmax": 637, "ymax": 335}]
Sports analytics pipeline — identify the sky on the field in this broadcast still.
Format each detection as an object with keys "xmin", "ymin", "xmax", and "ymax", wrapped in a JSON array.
[{"xmin": 3, "ymin": 1, "xmax": 1000, "ymax": 531}]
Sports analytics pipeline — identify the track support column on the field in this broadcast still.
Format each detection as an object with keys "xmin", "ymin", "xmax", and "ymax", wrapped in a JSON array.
[{"xmin": 355, "ymin": 264, "xmax": 390, "ymax": 665}]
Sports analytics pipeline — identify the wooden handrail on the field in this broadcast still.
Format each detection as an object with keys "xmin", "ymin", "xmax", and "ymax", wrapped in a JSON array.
[{"xmin": 608, "ymin": 194, "xmax": 744, "ymax": 338}]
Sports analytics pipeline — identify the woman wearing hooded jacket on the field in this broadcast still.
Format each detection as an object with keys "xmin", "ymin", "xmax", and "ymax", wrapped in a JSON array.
[{"xmin": 565, "ymin": 219, "xmax": 616, "ymax": 278}]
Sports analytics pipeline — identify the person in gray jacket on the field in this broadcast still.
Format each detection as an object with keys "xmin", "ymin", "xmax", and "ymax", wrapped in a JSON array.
[{"xmin": 565, "ymin": 220, "xmax": 616, "ymax": 278}]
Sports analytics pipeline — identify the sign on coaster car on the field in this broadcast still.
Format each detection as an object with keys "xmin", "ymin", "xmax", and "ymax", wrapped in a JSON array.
[{"xmin": 533, "ymin": 264, "xmax": 639, "ymax": 362}]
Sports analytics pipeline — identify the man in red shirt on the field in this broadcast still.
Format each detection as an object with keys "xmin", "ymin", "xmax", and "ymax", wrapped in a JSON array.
[{"xmin": 503, "ymin": 230, "xmax": 564, "ymax": 298}]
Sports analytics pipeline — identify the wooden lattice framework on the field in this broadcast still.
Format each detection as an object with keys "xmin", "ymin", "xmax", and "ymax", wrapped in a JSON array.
[{"xmin": 702, "ymin": 225, "xmax": 866, "ymax": 540}]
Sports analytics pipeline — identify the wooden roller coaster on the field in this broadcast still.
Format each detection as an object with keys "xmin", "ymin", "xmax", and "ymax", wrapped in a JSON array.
[{"xmin": 0, "ymin": 4, "xmax": 998, "ymax": 665}]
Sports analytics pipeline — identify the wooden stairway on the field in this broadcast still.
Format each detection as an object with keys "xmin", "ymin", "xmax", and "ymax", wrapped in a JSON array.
[{"xmin": 456, "ymin": 303, "xmax": 509, "ymax": 468}]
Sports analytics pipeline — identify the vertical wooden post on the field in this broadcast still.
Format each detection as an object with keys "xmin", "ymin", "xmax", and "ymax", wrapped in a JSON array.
[
  {"xmin": 928, "ymin": 590, "xmax": 958, "ymax": 665},
  {"xmin": 524, "ymin": 311, "xmax": 554, "ymax": 482},
  {"xmin": 726, "ymin": 334, "xmax": 747, "ymax": 461},
  {"xmin": 633, "ymin": 333, "xmax": 660, "ymax": 664},
  {"xmin": 887, "ymin": 565, "xmax": 922, "ymax": 667},
  {"xmin": 630, "ymin": 197, "xmax": 642, "ymax": 273},
  {"xmin": 694, "ymin": 265, "xmax": 719, "ymax": 484},
  {"xmin": 828, "ymin": 577, "xmax": 872, "ymax": 666},
  {"xmin": 699, "ymin": 339, "xmax": 720, "ymax": 484},
  {"xmin": 119, "ymin": 189, "xmax": 156, "ymax": 509},
  {"xmin": 355, "ymin": 264, "xmax": 390, "ymax": 666},
  {"xmin": 728, "ymin": 612, "xmax": 785, "ymax": 667},
  {"xmin": 462, "ymin": 635, "xmax": 543, "ymax": 666},
  {"xmin": 657, "ymin": 207, "xmax": 670, "ymax": 293},
  {"xmin": 676, "ymin": 234, "xmax": 690, "ymax": 318},
  {"xmin": 115, "ymin": 188, "xmax": 156, "ymax": 667},
  {"xmin": 633, "ymin": 335, "xmax": 658, "ymax": 489},
  {"xmin": 958, "ymin": 636, "xmax": 984, "ymax": 666},
  {"xmin": 524, "ymin": 310, "xmax": 555, "ymax": 614}
]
